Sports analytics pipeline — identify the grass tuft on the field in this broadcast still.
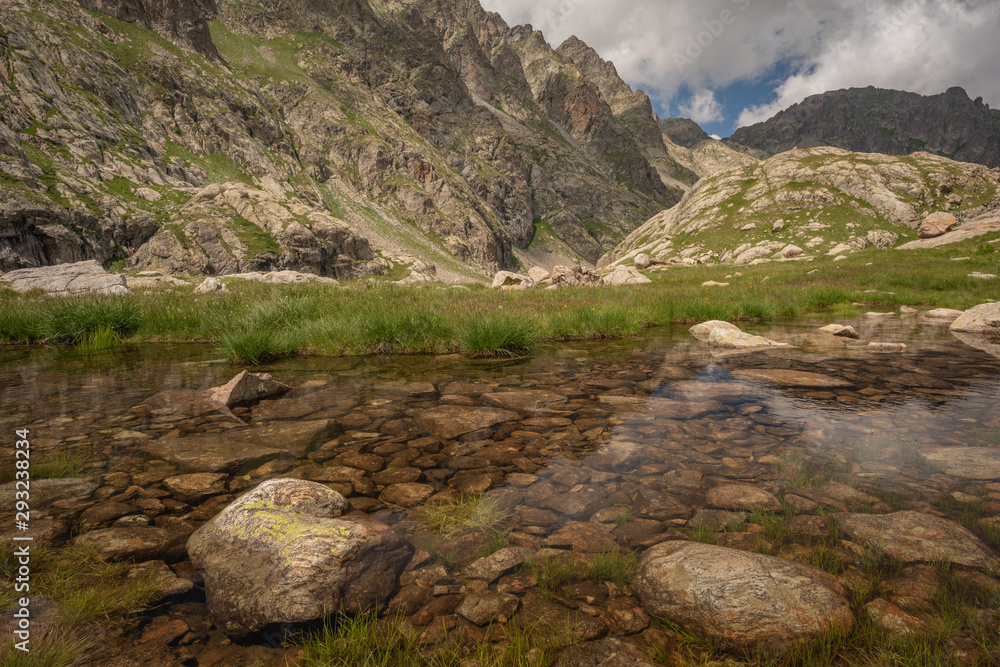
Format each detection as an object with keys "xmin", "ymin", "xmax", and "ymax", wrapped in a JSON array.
[{"xmin": 460, "ymin": 314, "xmax": 537, "ymax": 357}]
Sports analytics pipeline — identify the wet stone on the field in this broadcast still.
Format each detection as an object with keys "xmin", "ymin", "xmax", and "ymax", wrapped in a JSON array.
[
  {"xmin": 380, "ymin": 483, "xmax": 435, "ymax": 507},
  {"xmin": 456, "ymin": 592, "xmax": 519, "ymax": 626},
  {"xmin": 415, "ymin": 406, "xmax": 518, "ymax": 440},
  {"xmin": 705, "ymin": 483, "xmax": 782, "ymax": 512},
  {"xmin": 836, "ymin": 511, "xmax": 998, "ymax": 569},
  {"xmin": 545, "ymin": 522, "xmax": 617, "ymax": 553}
]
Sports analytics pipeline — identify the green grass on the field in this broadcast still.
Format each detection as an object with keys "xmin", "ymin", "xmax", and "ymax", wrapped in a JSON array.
[
  {"xmin": 0, "ymin": 543, "xmax": 160, "ymax": 665},
  {"xmin": 3, "ymin": 243, "xmax": 999, "ymax": 361},
  {"xmin": 460, "ymin": 314, "xmax": 538, "ymax": 357},
  {"xmin": 524, "ymin": 552, "xmax": 581, "ymax": 597},
  {"xmin": 414, "ymin": 495, "xmax": 513, "ymax": 537},
  {"xmin": 299, "ymin": 612, "xmax": 551, "ymax": 667},
  {"xmin": 587, "ymin": 547, "xmax": 637, "ymax": 586},
  {"xmin": 37, "ymin": 296, "xmax": 140, "ymax": 345}
]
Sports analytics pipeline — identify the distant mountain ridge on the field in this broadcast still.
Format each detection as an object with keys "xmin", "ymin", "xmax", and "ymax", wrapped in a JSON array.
[{"xmin": 729, "ymin": 86, "xmax": 1000, "ymax": 168}]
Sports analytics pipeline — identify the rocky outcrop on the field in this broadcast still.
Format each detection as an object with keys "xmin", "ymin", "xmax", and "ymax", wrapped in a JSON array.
[
  {"xmin": 634, "ymin": 541, "xmax": 853, "ymax": 655},
  {"xmin": 604, "ymin": 147, "xmax": 1000, "ymax": 268},
  {"xmin": 187, "ymin": 479, "xmax": 412, "ymax": 636},
  {"xmin": 603, "ymin": 265, "xmax": 651, "ymax": 286},
  {"xmin": 551, "ymin": 265, "xmax": 602, "ymax": 287},
  {"xmin": 730, "ymin": 86, "xmax": 1000, "ymax": 168},
  {"xmin": 0, "ymin": 260, "xmax": 130, "ymax": 296},
  {"xmin": 75, "ymin": 0, "xmax": 220, "ymax": 57}
]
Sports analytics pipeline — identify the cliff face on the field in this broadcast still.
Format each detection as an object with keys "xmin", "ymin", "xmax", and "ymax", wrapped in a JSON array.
[
  {"xmin": 0, "ymin": 0, "xmax": 686, "ymax": 278},
  {"xmin": 730, "ymin": 86, "xmax": 1000, "ymax": 169}
]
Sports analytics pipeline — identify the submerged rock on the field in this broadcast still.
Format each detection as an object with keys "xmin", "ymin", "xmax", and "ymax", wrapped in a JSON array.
[
  {"xmin": 836, "ymin": 511, "xmax": 997, "ymax": 569},
  {"xmin": 634, "ymin": 541, "xmax": 853, "ymax": 655},
  {"xmin": 732, "ymin": 369, "xmax": 852, "ymax": 388},
  {"xmin": 187, "ymin": 479, "xmax": 412, "ymax": 636},
  {"xmin": 414, "ymin": 406, "xmax": 518, "ymax": 440},
  {"xmin": 919, "ymin": 447, "xmax": 1000, "ymax": 480},
  {"xmin": 688, "ymin": 320, "xmax": 741, "ymax": 342},
  {"xmin": 923, "ymin": 308, "xmax": 964, "ymax": 323}
]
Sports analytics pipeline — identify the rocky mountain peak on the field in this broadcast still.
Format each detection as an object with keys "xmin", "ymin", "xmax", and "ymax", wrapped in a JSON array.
[{"xmin": 730, "ymin": 86, "xmax": 1000, "ymax": 168}]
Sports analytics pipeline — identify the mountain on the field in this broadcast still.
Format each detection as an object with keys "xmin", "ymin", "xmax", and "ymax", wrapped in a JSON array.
[
  {"xmin": 658, "ymin": 117, "xmax": 760, "ymax": 188},
  {"xmin": 0, "ymin": 0, "xmax": 687, "ymax": 280},
  {"xmin": 602, "ymin": 147, "xmax": 1000, "ymax": 268},
  {"xmin": 729, "ymin": 86, "xmax": 1000, "ymax": 169}
]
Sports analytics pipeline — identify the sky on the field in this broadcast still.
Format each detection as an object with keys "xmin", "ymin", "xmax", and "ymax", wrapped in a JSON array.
[{"xmin": 478, "ymin": 0, "xmax": 1000, "ymax": 138}]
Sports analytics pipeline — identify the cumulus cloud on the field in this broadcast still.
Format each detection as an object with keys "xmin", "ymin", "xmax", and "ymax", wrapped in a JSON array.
[
  {"xmin": 478, "ymin": 0, "xmax": 1000, "ymax": 131},
  {"xmin": 679, "ymin": 90, "xmax": 725, "ymax": 124}
]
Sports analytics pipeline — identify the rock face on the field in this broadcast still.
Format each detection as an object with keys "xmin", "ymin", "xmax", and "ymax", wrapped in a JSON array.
[
  {"xmin": 604, "ymin": 147, "xmax": 1000, "ymax": 268},
  {"xmin": 1, "ymin": 0, "xmax": 687, "ymax": 278},
  {"xmin": 0, "ymin": 260, "xmax": 129, "ymax": 296},
  {"xmin": 919, "ymin": 212, "xmax": 958, "ymax": 238},
  {"xmin": 950, "ymin": 302, "xmax": 1000, "ymax": 334},
  {"xmin": 551, "ymin": 265, "xmax": 603, "ymax": 287},
  {"xmin": 836, "ymin": 511, "xmax": 997, "ymax": 568},
  {"xmin": 729, "ymin": 86, "xmax": 1000, "ymax": 168},
  {"xmin": 187, "ymin": 479, "xmax": 412, "ymax": 636},
  {"xmin": 634, "ymin": 541, "xmax": 853, "ymax": 655}
]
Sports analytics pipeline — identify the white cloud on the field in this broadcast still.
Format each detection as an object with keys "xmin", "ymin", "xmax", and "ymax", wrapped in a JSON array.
[
  {"xmin": 679, "ymin": 90, "xmax": 725, "ymax": 124},
  {"xmin": 710, "ymin": 134, "xmax": 722, "ymax": 140},
  {"xmin": 478, "ymin": 0, "xmax": 1000, "ymax": 131}
]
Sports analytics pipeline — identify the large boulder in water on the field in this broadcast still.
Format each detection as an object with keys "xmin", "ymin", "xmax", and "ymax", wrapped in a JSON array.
[
  {"xmin": 633, "ymin": 541, "xmax": 853, "ymax": 656},
  {"xmin": 187, "ymin": 479, "xmax": 413, "ymax": 636},
  {"xmin": 950, "ymin": 302, "xmax": 1000, "ymax": 334}
]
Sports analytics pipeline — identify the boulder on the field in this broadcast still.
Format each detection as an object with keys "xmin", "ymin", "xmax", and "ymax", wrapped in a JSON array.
[
  {"xmin": 492, "ymin": 271, "xmax": 535, "ymax": 290},
  {"xmin": 780, "ymin": 244, "xmax": 804, "ymax": 258},
  {"xmin": 949, "ymin": 302, "xmax": 1000, "ymax": 334},
  {"xmin": 527, "ymin": 266, "xmax": 551, "ymax": 283},
  {"xmin": 707, "ymin": 327, "xmax": 791, "ymax": 350},
  {"xmin": 864, "ymin": 230, "xmax": 899, "ymax": 249},
  {"xmin": 551, "ymin": 265, "xmax": 602, "ymax": 287},
  {"xmin": 634, "ymin": 541, "xmax": 853, "ymax": 655},
  {"xmin": 604, "ymin": 265, "xmax": 651, "ymax": 286},
  {"xmin": 0, "ymin": 260, "xmax": 130, "ymax": 296},
  {"xmin": 688, "ymin": 320, "xmax": 741, "ymax": 342},
  {"xmin": 633, "ymin": 254, "xmax": 651, "ymax": 269},
  {"xmin": 868, "ymin": 342, "xmax": 907, "ymax": 352},
  {"xmin": 194, "ymin": 277, "xmax": 227, "ymax": 293},
  {"xmin": 187, "ymin": 479, "xmax": 412, "ymax": 636},
  {"xmin": 210, "ymin": 370, "xmax": 289, "ymax": 408},
  {"xmin": 835, "ymin": 511, "xmax": 997, "ymax": 569},
  {"xmin": 918, "ymin": 212, "xmax": 957, "ymax": 238},
  {"xmin": 819, "ymin": 324, "xmax": 860, "ymax": 339}
]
